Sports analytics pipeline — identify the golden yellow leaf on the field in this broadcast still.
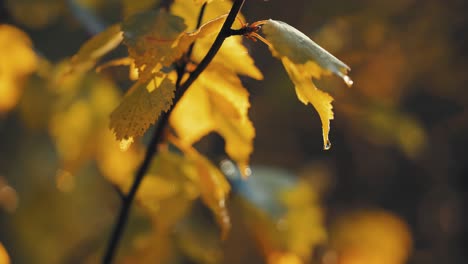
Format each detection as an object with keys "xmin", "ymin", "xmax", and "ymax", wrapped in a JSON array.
[
  {"xmin": 69, "ymin": 24, "xmax": 123, "ymax": 74},
  {"xmin": 110, "ymin": 75, "xmax": 176, "ymax": 140},
  {"xmin": 170, "ymin": 63, "xmax": 255, "ymax": 175},
  {"xmin": 281, "ymin": 58, "xmax": 335, "ymax": 150},
  {"xmin": 329, "ymin": 210, "xmax": 412, "ymax": 264},
  {"xmin": 171, "ymin": 0, "xmax": 263, "ymax": 80},
  {"xmin": 123, "ymin": 9, "xmax": 187, "ymax": 81},
  {"xmin": 262, "ymin": 19, "xmax": 352, "ymax": 149},
  {"xmin": 0, "ymin": 24, "xmax": 37, "ymax": 113},
  {"xmin": 0, "ymin": 242, "xmax": 10, "ymax": 264}
]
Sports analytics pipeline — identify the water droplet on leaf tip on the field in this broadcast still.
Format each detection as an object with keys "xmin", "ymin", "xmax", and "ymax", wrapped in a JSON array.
[
  {"xmin": 343, "ymin": 75, "xmax": 353, "ymax": 87},
  {"xmin": 324, "ymin": 140, "xmax": 332, "ymax": 150}
]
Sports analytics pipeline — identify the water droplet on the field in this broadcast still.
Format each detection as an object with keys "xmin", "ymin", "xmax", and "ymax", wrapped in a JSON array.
[
  {"xmin": 324, "ymin": 140, "xmax": 332, "ymax": 150},
  {"xmin": 343, "ymin": 75, "xmax": 353, "ymax": 87},
  {"xmin": 244, "ymin": 167, "xmax": 252, "ymax": 177},
  {"xmin": 220, "ymin": 159, "xmax": 236, "ymax": 178}
]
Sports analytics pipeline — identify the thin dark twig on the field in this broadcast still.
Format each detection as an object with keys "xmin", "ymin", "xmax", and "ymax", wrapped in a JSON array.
[
  {"xmin": 102, "ymin": 113, "xmax": 168, "ymax": 264},
  {"xmin": 102, "ymin": 0, "xmax": 246, "ymax": 263}
]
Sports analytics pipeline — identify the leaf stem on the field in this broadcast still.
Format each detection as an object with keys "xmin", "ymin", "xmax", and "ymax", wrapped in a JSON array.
[{"xmin": 102, "ymin": 0, "xmax": 246, "ymax": 263}]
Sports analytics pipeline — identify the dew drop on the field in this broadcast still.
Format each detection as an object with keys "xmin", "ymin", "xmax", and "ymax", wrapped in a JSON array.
[
  {"xmin": 324, "ymin": 140, "xmax": 332, "ymax": 150},
  {"xmin": 343, "ymin": 75, "xmax": 353, "ymax": 87},
  {"xmin": 244, "ymin": 167, "xmax": 252, "ymax": 177}
]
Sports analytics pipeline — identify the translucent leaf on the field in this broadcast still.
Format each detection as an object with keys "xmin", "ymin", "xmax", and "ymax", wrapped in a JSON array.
[
  {"xmin": 262, "ymin": 19, "xmax": 351, "ymax": 82},
  {"xmin": 171, "ymin": 0, "xmax": 263, "ymax": 80},
  {"xmin": 281, "ymin": 58, "xmax": 335, "ymax": 149},
  {"xmin": 262, "ymin": 19, "xmax": 352, "ymax": 149},
  {"xmin": 69, "ymin": 24, "xmax": 123, "ymax": 74},
  {"xmin": 0, "ymin": 24, "xmax": 37, "ymax": 112},
  {"xmin": 122, "ymin": 9, "xmax": 187, "ymax": 81},
  {"xmin": 110, "ymin": 75, "xmax": 176, "ymax": 140},
  {"xmin": 171, "ymin": 64, "xmax": 255, "ymax": 175}
]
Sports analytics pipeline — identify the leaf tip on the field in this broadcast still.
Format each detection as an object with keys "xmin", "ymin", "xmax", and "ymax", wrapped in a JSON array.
[{"xmin": 343, "ymin": 75, "xmax": 353, "ymax": 87}]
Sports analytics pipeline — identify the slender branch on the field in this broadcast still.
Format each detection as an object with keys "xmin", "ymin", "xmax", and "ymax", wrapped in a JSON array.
[
  {"xmin": 176, "ymin": 0, "xmax": 245, "ymax": 99},
  {"xmin": 102, "ymin": 0, "xmax": 246, "ymax": 263},
  {"xmin": 102, "ymin": 114, "xmax": 168, "ymax": 264}
]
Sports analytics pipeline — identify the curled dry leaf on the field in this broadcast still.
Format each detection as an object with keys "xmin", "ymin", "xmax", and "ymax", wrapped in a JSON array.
[{"xmin": 262, "ymin": 19, "xmax": 352, "ymax": 149}]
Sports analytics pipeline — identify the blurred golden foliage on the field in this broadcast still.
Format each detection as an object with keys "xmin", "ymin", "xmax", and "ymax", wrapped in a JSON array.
[
  {"xmin": 0, "ymin": 25, "xmax": 37, "ymax": 113},
  {"xmin": 329, "ymin": 209, "xmax": 412, "ymax": 264}
]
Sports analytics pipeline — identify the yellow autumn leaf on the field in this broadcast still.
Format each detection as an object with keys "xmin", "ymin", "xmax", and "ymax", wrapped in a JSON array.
[
  {"xmin": 171, "ymin": 63, "xmax": 255, "ymax": 175},
  {"xmin": 281, "ymin": 59, "xmax": 335, "ymax": 150},
  {"xmin": 110, "ymin": 75, "xmax": 176, "ymax": 141},
  {"xmin": 68, "ymin": 24, "xmax": 123, "ymax": 74},
  {"xmin": 123, "ymin": 9, "xmax": 187, "ymax": 81},
  {"xmin": 171, "ymin": 0, "xmax": 263, "ymax": 80},
  {"xmin": 0, "ymin": 24, "xmax": 37, "ymax": 113},
  {"xmin": 262, "ymin": 19, "xmax": 352, "ymax": 149},
  {"xmin": 0, "ymin": 242, "xmax": 10, "ymax": 264}
]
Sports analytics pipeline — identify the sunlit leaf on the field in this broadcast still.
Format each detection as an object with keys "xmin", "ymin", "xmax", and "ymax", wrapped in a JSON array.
[
  {"xmin": 69, "ymin": 24, "xmax": 123, "ymax": 74},
  {"xmin": 0, "ymin": 24, "xmax": 37, "ymax": 113},
  {"xmin": 109, "ymin": 75, "xmax": 176, "ymax": 140},
  {"xmin": 262, "ymin": 19, "xmax": 352, "ymax": 149},
  {"xmin": 282, "ymin": 59, "xmax": 335, "ymax": 150},
  {"xmin": 122, "ymin": 9, "xmax": 186, "ymax": 81},
  {"xmin": 171, "ymin": 63, "xmax": 255, "ymax": 175},
  {"xmin": 171, "ymin": 0, "xmax": 263, "ymax": 80}
]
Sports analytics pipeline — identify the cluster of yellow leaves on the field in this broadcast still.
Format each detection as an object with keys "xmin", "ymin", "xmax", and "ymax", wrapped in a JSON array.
[
  {"xmin": 62, "ymin": 0, "xmax": 261, "ymax": 236},
  {"xmin": 262, "ymin": 19, "xmax": 352, "ymax": 149},
  {"xmin": 0, "ymin": 25, "xmax": 37, "ymax": 113}
]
